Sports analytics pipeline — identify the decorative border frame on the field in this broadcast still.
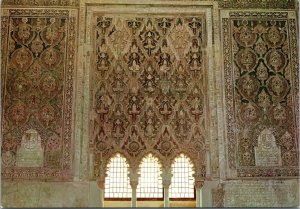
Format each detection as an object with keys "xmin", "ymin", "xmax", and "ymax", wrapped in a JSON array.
[
  {"xmin": 217, "ymin": 0, "xmax": 296, "ymax": 9},
  {"xmin": 1, "ymin": 0, "xmax": 79, "ymax": 7}
]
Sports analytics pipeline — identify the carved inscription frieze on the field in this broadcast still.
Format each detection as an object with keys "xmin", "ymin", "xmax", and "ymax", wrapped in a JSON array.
[
  {"xmin": 217, "ymin": 0, "xmax": 295, "ymax": 9},
  {"xmin": 2, "ymin": 0, "xmax": 79, "ymax": 7}
]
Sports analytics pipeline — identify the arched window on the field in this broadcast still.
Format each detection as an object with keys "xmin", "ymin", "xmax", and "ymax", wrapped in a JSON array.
[
  {"xmin": 170, "ymin": 154, "xmax": 195, "ymax": 198},
  {"xmin": 137, "ymin": 154, "xmax": 163, "ymax": 198},
  {"xmin": 104, "ymin": 153, "xmax": 132, "ymax": 198}
]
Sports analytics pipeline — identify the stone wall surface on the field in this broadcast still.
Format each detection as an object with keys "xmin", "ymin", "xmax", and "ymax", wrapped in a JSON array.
[
  {"xmin": 224, "ymin": 179, "xmax": 299, "ymax": 207},
  {"xmin": 1, "ymin": 181, "xmax": 100, "ymax": 207},
  {"xmin": 1, "ymin": 0, "xmax": 299, "ymax": 207}
]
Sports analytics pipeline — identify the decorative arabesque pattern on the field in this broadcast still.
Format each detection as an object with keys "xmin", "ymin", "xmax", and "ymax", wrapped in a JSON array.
[
  {"xmin": 1, "ymin": 9, "xmax": 76, "ymax": 180},
  {"xmin": 92, "ymin": 15, "xmax": 207, "ymax": 179},
  {"xmin": 216, "ymin": 0, "xmax": 295, "ymax": 9},
  {"xmin": 223, "ymin": 12, "xmax": 299, "ymax": 177},
  {"xmin": 1, "ymin": 0, "xmax": 79, "ymax": 6}
]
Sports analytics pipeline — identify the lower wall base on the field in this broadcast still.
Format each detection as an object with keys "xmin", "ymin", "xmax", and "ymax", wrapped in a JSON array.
[
  {"xmin": 1, "ymin": 181, "xmax": 100, "ymax": 208},
  {"xmin": 223, "ymin": 179, "xmax": 299, "ymax": 207},
  {"xmin": 2, "ymin": 179, "xmax": 299, "ymax": 207}
]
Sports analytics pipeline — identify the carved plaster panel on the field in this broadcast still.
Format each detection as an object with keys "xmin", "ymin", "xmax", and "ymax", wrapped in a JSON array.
[
  {"xmin": 89, "ymin": 6, "xmax": 212, "ymax": 180},
  {"xmin": 1, "ymin": 8, "xmax": 77, "ymax": 180},
  {"xmin": 222, "ymin": 11, "xmax": 299, "ymax": 178}
]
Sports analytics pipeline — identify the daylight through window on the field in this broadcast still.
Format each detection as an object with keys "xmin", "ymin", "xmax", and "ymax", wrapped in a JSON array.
[
  {"xmin": 104, "ymin": 153, "xmax": 132, "ymax": 198},
  {"xmin": 170, "ymin": 154, "xmax": 195, "ymax": 198},
  {"xmin": 137, "ymin": 154, "xmax": 163, "ymax": 198}
]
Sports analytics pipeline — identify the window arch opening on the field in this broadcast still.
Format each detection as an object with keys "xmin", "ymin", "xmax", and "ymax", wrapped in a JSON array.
[
  {"xmin": 169, "ymin": 153, "xmax": 195, "ymax": 199},
  {"xmin": 104, "ymin": 153, "xmax": 132, "ymax": 198},
  {"xmin": 137, "ymin": 153, "xmax": 163, "ymax": 199}
]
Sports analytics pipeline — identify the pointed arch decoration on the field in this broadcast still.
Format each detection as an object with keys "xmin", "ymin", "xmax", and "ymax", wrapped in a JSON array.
[
  {"xmin": 170, "ymin": 153, "xmax": 195, "ymax": 198},
  {"xmin": 136, "ymin": 153, "xmax": 163, "ymax": 198},
  {"xmin": 104, "ymin": 153, "xmax": 132, "ymax": 198}
]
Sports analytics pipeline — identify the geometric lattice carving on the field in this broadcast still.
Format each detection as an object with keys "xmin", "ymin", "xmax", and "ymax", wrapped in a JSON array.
[{"xmin": 92, "ymin": 14, "xmax": 207, "ymax": 178}]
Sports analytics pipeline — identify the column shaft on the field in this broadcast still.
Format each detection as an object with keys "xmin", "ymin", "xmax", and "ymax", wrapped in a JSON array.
[
  {"xmin": 131, "ymin": 185, "xmax": 137, "ymax": 207},
  {"xmin": 195, "ymin": 181, "xmax": 204, "ymax": 207},
  {"xmin": 99, "ymin": 188, "xmax": 104, "ymax": 207},
  {"xmin": 164, "ymin": 186, "xmax": 170, "ymax": 207}
]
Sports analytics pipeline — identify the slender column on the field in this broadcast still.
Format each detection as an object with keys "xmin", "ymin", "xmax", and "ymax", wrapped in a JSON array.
[
  {"xmin": 97, "ymin": 178, "xmax": 105, "ymax": 207},
  {"xmin": 130, "ymin": 182, "xmax": 138, "ymax": 207},
  {"xmin": 161, "ymin": 167, "xmax": 172, "ymax": 207},
  {"xmin": 164, "ymin": 185, "xmax": 170, "ymax": 207},
  {"xmin": 129, "ymin": 168, "xmax": 139, "ymax": 208},
  {"xmin": 97, "ymin": 160, "xmax": 107, "ymax": 208},
  {"xmin": 195, "ymin": 181, "xmax": 204, "ymax": 207}
]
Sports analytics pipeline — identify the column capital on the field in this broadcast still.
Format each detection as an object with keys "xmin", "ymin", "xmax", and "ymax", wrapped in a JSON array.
[
  {"xmin": 161, "ymin": 167, "xmax": 173, "ymax": 188},
  {"xmin": 97, "ymin": 171, "xmax": 107, "ymax": 189},
  {"xmin": 194, "ymin": 180, "xmax": 205, "ymax": 189},
  {"xmin": 130, "ymin": 180, "xmax": 139, "ymax": 189},
  {"xmin": 97, "ymin": 179, "xmax": 105, "ymax": 189},
  {"xmin": 128, "ymin": 167, "xmax": 140, "ymax": 189},
  {"xmin": 193, "ymin": 165, "xmax": 206, "ymax": 181}
]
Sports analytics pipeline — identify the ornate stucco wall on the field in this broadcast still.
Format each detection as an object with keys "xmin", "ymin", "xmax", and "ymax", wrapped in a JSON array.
[{"xmin": 1, "ymin": 0, "xmax": 299, "ymax": 207}]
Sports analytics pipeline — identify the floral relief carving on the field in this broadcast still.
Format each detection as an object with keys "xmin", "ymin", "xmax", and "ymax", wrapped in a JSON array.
[
  {"xmin": 108, "ymin": 19, "xmax": 131, "ymax": 57},
  {"xmin": 96, "ymin": 41, "xmax": 114, "ymax": 77},
  {"xmin": 1, "ymin": 9, "xmax": 76, "ymax": 180},
  {"xmin": 123, "ymin": 126, "xmax": 146, "ymax": 157},
  {"xmin": 154, "ymin": 127, "xmax": 178, "ymax": 157},
  {"xmin": 223, "ymin": 13, "xmax": 299, "ymax": 177},
  {"xmin": 92, "ymin": 14, "xmax": 207, "ymax": 178},
  {"xmin": 169, "ymin": 18, "xmax": 192, "ymax": 60},
  {"xmin": 139, "ymin": 19, "xmax": 160, "ymax": 56},
  {"xmin": 11, "ymin": 46, "xmax": 34, "ymax": 70}
]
